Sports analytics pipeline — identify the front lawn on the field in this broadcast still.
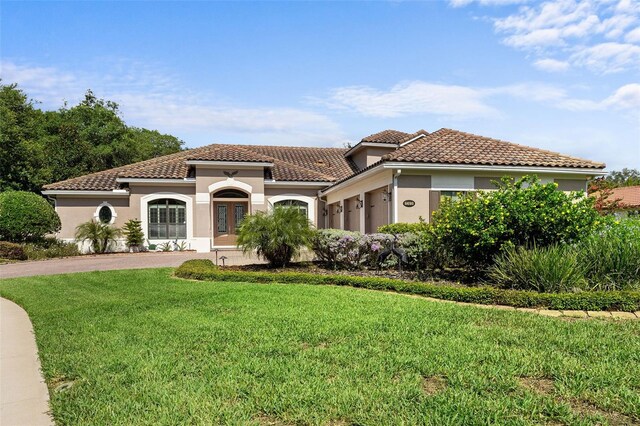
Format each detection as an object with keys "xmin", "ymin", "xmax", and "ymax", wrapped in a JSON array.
[{"xmin": 1, "ymin": 269, "xmax": 639, "ymax": 425}]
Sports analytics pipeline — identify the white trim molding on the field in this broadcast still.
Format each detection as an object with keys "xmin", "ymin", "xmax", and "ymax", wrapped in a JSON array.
[
  {"xmin": 319, "ymin": 164, "xmax": 385, "ymax": 195},
  {"xmin": 267, "ymin": 194, "xmax": 316, "ymax": 224},
  {"xmin": 186, "ymin": 160, "xmax": 273, "ymax": 167},
  {"xmin": 115, "ymin": 178, "xmax": 195, "ymax": 184},
  {"xmin": 264, "ymin": 180, "xmax": 330, "ymax": 188},
  {"xmin": 140, "ymin": 192, "xmax": 194, "ymax": 243},
  {"xmin": 382, "ymin": 162, "xmax": 607, "ymax": 176},
  {"xmin": 42, "ymin": 190, "xmax": 130, "ymax": 197},
  {"xmin": 208, "ymin": 179, "xmax": 265, "ymax": 206},
  {"xmin": 93, "ymin": 201, "xmax": 117, "ymax": 225}
]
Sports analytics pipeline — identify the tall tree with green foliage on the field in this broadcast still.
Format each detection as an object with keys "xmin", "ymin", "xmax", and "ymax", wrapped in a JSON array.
[
  {"xmin": 0, "ymin": 83, "xmax": 185, "ymax": 193},
  {"xmin": 0, "ymin": 83, "xmax": 50, "ymax": 193}
]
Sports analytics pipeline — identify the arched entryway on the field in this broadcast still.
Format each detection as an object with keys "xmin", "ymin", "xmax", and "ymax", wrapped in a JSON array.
[{"xmin": 212, "ymin": 189, "xmax": 249, "ymax": 246}]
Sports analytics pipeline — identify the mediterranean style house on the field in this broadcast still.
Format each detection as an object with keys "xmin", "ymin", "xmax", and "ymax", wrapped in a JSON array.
[{"xmin": 42, "ymin": 128, "xmax": 606, "ymax": 252}]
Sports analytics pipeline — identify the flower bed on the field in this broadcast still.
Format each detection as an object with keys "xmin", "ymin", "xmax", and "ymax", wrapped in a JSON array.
[{"xmin": 175, "ymin": 260, "xmax": 640, "ymax": 312}]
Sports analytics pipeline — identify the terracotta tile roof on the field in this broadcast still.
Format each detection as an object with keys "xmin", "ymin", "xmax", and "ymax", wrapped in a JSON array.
[
  {"xmin": 382, "ymin": 128, "xmax": 605, "ymax": 169},
  {"xmin": 360, "ymin": 129, "xmax": 427, "ymax": 145},
  {"xmin": 43, "ymin": 144, "xmax": 354, "ymax": 191},
  {"xmin": 607, "ymin": 186, "xmax": 640, "ymax": 209},
  {"xmin": 43, "ymin": 128, "xmax": 605, "ymax": 192}
]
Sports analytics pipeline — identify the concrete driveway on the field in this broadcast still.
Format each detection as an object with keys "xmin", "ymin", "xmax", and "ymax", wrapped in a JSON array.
[{"xmin": 0, "ymin": 251, "xmax": 258, "ymax": 279}]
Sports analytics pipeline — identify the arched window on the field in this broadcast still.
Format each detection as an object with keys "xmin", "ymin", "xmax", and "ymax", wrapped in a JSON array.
[
  {"xmin": 148, "ymin": 199, "xmax": 187, "ymax": 239},
  {"xmin": 274, "ymin": 199, "xmax": 309, "ymax": 217},
  {"xmin": 213, "ymin": 189, "xmax": 248, "ymax": 199}
]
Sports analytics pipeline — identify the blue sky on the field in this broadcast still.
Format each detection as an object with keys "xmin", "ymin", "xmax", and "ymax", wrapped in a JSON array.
[{"xmin": 2, "ymin": 0, "xmax": 639, "ymax": 170}]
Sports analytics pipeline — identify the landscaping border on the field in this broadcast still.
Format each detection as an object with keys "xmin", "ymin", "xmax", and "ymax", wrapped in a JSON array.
[{"xmin": 175, "ymin": 260, "xmax": 640, "ymax": 312}]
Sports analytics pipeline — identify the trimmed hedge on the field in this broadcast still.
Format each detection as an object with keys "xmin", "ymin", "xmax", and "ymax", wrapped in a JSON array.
[
  {"xmin": 0, "ymin": 241, "xmax": 27, "ymax": 260},
  {"xmin": 175, "ymin": 260, "xmax": 640, "ymax": 312}
]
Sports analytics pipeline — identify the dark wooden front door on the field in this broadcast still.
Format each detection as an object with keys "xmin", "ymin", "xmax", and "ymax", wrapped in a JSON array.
[{"xmin": 213, "ymin": 201, "xmax": 248, "ymax": 246}]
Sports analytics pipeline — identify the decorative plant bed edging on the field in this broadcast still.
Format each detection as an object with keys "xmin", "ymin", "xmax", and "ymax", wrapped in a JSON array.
[
  {"xmin": 385, "ymin": 292, "xmax": 639, "ymax": 320},
  {"xmin": 174, "ymin": 260, "xmax": 640, "ymax": 314}
]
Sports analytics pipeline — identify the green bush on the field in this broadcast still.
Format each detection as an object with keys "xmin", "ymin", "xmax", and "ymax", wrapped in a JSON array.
[
  {"xmin": 0, "ymin": 241, "xmax": 27, "ymax": 260},
  {"xmin": 174, "ymin": 262, "xmax": 640, "ymax": 312},
  {"xmin": 22, "ymin": 239, "xmax": 80, "ymax": 260},
  {"xmin": 488, "ymin": 245, "xmax": 587, "ymax": 293},
  {"xmin": 432, "ymin": 176, "xmax": 602, "ymax": 269},
  {"xmin": 575, "ymin": 219, "xmax": 640, "ymax": 290},
  {"xmin": 0, "ymin": 191, "xmax": 61, "ymax": 243},
  {"xmin": 311, "ymin": 229, "xmax": 395, "ymax": 270},
  {"xmin": 237, "ymin": 206, "xmax": 314, "ymax": 267},
  {"xmin": 122, "ymin": 219, "xmax": 144, "ymax": 250},
  {"xmin": 75, "ymin": 220, "xmax": 122, "ymax": 253},
  {"xmin": 378, "ymin": 219, "xmax": 429, "ymax": 234}
]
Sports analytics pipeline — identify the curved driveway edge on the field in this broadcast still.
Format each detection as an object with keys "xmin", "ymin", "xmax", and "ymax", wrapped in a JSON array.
[
  {"xmin": 0, "ymin": 251, "xmax": 260, "ymax": 279},
  {"xmin": 0, "ymin": 298, "xmax": 53, "ymax": 425}
]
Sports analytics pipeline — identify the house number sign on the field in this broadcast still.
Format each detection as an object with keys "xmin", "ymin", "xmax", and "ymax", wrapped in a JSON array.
[{"xmin": 403, "ymin": 200, "xmax": 416, "ymax": 207}]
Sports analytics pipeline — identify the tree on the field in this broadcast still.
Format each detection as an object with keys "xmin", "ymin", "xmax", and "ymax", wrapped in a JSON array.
[
  {"xmin": 0, "ymin": 82, "xmax": 185, "ymax": 193},
  {"xmin": 237, "ymin": 206, "xmax": 314, "ymax": 267},
  {"xmin": 0, "ymin": 191, "xmax": 61, "ymax": 242},
  {"xmin": 75, "ymin": 220, "xmax": 122, "ymax": 253},
  {"xmin": 122, "ymin": 219, "xmax": 145, "ymax": 251},
  {"xmin": 606, "ymin": 168, "xmax": 640, "ymax": 187},
  {"xmin": 0, "ymin": 84, "xmax": 50, "ymax": 193}
]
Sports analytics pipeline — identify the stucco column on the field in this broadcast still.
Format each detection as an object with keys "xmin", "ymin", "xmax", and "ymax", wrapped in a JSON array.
[{"xmin": 359, "ymin": 192, "xmax": 366, "ymax": 234}]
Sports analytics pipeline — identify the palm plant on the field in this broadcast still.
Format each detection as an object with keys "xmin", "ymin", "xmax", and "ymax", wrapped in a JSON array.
[
  {"xmin": 237, "ymin": 206, "xmax": 313, "ymax": 267},
  {"xmin": 75, "ymin": 220, "xmax": 122, "ymax": 253}
]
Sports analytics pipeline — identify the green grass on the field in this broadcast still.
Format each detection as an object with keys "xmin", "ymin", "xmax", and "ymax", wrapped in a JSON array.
[{"xmin": 1, "ymin": 269, "xmax": 639, "ymax": 425}]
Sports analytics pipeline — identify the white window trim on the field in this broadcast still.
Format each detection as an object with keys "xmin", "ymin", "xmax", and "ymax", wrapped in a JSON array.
[
  {"xmin": 94, "ymin": 202, "xmax": 117, "ymax": 225},
  {"xmin": 140, "ymin": 193, "xmax": 194, "ymax": 241},
  {"xmin": 267, "ymin": 194, "xmax": 316, "ymax": 224}
]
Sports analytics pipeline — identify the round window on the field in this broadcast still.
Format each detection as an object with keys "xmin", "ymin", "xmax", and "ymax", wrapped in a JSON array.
[{"xmin": 98, "ymin": 205, "xmax": 113, "ymax": 223}]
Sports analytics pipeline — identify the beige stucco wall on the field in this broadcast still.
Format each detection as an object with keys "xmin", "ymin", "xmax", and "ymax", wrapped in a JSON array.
[
  {"xmin": 54, "ymin": 196, "xmax": 132, "ymax": 239},
  {"xmin": 350, "ymin": 147, "xmax": 395, "ymax": 171},
  {"xmin": 396, "ymin": 174, "xmax": 432, "ymax": 224}
]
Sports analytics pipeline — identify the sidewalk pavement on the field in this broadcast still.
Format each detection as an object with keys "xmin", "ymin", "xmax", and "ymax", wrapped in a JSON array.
[{"xmin": 0, "ymin": 298, "xmax": 53, "ymax": 425}]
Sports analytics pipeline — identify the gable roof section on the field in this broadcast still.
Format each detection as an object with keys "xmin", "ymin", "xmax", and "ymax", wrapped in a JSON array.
[
  {"xmin": 382, "ymin": 128, "xmax": 605, "ymax": 169},
  {"xmin": 43, "ymin": 144, "xmax": 354, "ymax": 191}
]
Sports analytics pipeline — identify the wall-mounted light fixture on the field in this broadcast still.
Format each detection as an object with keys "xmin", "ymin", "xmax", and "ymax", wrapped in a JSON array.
[
  {"xmin": 337, "ymin": 204, "xmax": 343, "ymax": 214},
  {"xmin": 382, "ymin": 190, "xmax": 392, "ymax": 203},
  {"xmin": 322, "ymin": 208, "xmax": 328, "ymax": 217},
  {"xmin": 355, "ymin": 197, "xmax": 364, "ymax": 209}
]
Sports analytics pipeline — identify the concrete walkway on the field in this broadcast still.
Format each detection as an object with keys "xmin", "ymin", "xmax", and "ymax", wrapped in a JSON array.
[
  {"xmin": 0, "ymin": 298, "xmax": 53, "ymax": 425},
  {"xmin": 0, "ymin": 250, "xmax": 261, "ymax": 279}
]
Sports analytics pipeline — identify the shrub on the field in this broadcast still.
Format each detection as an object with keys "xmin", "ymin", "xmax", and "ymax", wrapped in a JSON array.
[
  {"xmin": 398, "ymin": 231, "xmax": 448, "ymax": 273},
  {"xmin": 432, "ymin": 176, "xmax": 602, "ymax": 270},
  {"xmin": 311, "ymin": 229, "xmax": 395, "ymax": 269},
  {"xmin": 75, "ymin": 220, "xmax": 122, "ymax": 253},
  {"xmin": 378, "ymin": 219, "xmax": 429, "ymax": 235},
  {"xmin": 0, "ymin": 191, "xmax": 61, "ymax": 243},
  {"xmin": 122, "ymin": 219, "xmax": 144, "ymax": 250},
  {"xmin": 488, "ymin": 245, "xmax": 587, "ymax": 293},
  {"xmin": 22, "ymin": 239, "xmax": 80, "ymax": 260},
  {"xmin": 0, "ymin": 241, "xmax": 27, "ymax": 260},
  {"xmin": 575, "ymin": 219, "xmax": 640, "ymax": 290},
  {"xmin": 174, "ymin": 262, "xmax": 640, "ymax": 312},
  {"xmin": 237, "ymin": 206, "xmax": 314, "ymax": 267}
]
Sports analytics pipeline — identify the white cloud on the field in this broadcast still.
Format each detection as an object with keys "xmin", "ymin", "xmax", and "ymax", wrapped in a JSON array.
[
  {"xmin": 570, "ymin": 42, "xmax": 640, "ymax": 73},
  {"xmin": 602, "ymin": 83, "xmax": 640, "ymax": 110},
  {"xmin": 626, "ymin": 26, "xmax": 640, "ymax": 42},
  {"xmin": 324, "ymin": 81, "xmax": 499, "ymax": 119},
  {"xmin": 0, "ymin": 59, "xmax": 346, "ymax": 146},
  {"xmin": 465, "ymin": 0, "xmax": 640, "ymax": 73},
  {"xmin": 323, "ymin": 80, "xmax": 640, "ymax": 119},
  {"xmin": 533, "ymin": 58, "xmax": 571, "ymax": 71}
]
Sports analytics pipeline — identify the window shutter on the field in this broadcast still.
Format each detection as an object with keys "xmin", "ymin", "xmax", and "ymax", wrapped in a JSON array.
[{"xmin": 429, "ymin": 191, "xmax": 441, "ymax": 220}]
